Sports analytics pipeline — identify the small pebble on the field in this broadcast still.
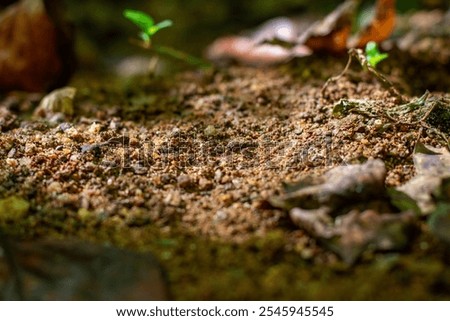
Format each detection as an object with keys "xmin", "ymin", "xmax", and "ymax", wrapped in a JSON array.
[
  {"xmin": 7, "ymin": 147, "xmax": 16, "ymax": 158},
  {"xmin": 177, "ymin": 174, "xmax": 193, "ymax": 189},
  {"xmin": 47, "ymin": 181, "xmax": 62, "ymax": 194},
  {"xmin": 214, "ymin": 210, "xmax": 228, "ymax": 221},
  {"xmin": 199, "ymin": 178, "xmax": 213, "ymax": 190},
  {"xmin": 204, "ymin": 125, "xmax": 217, "ymax": 137},
  {"xmin": 214, "ymin": 170, "xmax": 223, "ymax": 182},
  {"xmin": 88, "ymin": 123, "xmax": 102, "ymax": 134}
]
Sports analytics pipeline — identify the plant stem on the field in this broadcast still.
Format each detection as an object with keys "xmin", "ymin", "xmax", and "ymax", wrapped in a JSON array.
[{"xmin": 153, "ymin": 45, "xmax": 211, "ymax": 69}]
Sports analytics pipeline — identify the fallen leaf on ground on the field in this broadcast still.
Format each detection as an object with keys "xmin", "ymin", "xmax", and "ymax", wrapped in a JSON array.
[
  {"xmin": 206, "ymin": 35, "xmax": 312, "ymax": 66},
  {"xmin": 270, "ymin": 159, "xmax": 418, "ymax": 264},
  {"xmin": 397, "ymin": 143, "xmax": 450, "ymax": 215},
  {"xmin": 348, "ymin": 0, "xmax": 396, "ymax": 48},
  {"xmin": 250, "ymin": 17, "xmax": 300, "ymax": 44},
  {"xmin": 298, "ymin": 0, "xmax": 358, "ymax": 53},
  {"xmin": 384, "ymin": 91, "xmax": 449, "ymax": 125},
  {"xmin": 270, "ymin": 159, "xmax": 387, "ymax": 212},
  {"xmin": 207, "ymin": 0, "xmax": 398, "ymax": 65},
  {"xmin": 427, "ymin": 176, "xmax": 450, "ymax": 247},
  {"xmin": 290, "ymin": 208, "xmax": 416, "ymax": 265}
]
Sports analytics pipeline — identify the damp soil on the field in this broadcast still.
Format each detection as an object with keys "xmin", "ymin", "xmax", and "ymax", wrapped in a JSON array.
[{"xmin": 1, "ymin": 52, "xmax": 449, "ymax": 300}]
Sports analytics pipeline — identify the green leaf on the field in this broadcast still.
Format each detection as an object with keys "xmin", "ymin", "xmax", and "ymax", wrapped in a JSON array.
[
  {"xmin": 124, "ymin": 10, "xmax": 172, "ymax": 43},
  {"xmin": 368, "ymin": 53, "xmax": 388, "ymax": 67},
  {"xmin": 123, "ymin": 9, "xmax": 155, "ymax": 32},
  {"xmin": 147, "ymin": 20, "xmax": 173, "ymax": 36},
  {"xmin": 155, "ymin": 19, "xmax": 173, "ymax": 30},
  {"xmin": 365, "ymin": 41, "xmax": 377, "ymax": 55},
  {"xmin": 138, "ymin": 32, "xmax": 150, "ymax": 44},
  {"xmin": 365, "ymin": 41, "xmax": 388, "ymax": 67}
]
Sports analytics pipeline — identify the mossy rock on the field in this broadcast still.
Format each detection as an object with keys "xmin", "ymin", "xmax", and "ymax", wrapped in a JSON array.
[{"xmin": 0, "ymin": 196, "xmax": 30, "ymax": 222}]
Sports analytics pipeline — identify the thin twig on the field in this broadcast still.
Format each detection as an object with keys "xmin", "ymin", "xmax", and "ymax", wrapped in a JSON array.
[
  {"xmin": 153, "ymin": 45, "xmax": 211, "ymax": 69},
  {"xmin": 322, "ymin": 48, "xmax": 405, "ymax": 103},
  {"xmin": 129, "ymin": 38, "xmax": 211, "ymax": 69},
  {"xmin": 350, "ymin": 48, "xmax": 405, "ymax": 103},
  {"xmin": 321, "ymin": 54, "xmax": 352, "ymax": 95}
]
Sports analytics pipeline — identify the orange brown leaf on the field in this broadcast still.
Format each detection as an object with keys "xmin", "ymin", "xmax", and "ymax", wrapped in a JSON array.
[
  {"xmin": 298, "ymin": 0, "xmax": 359, "ymax": 53},
  {"xmin": 349, "ymin": 0, "xmax": 396, "ymax": 48}
]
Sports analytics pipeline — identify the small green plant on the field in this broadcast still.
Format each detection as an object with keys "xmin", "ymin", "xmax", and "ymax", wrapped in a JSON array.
[
  {"xmin": 123, "ymin": 9, "xmax": 209, "ymax": 68},
  {"xmin": 365, "ymin": 41, "xmax": 388, "ymax": 68},
  {"xmin": 323, "ymin": 44, "xmax": 403, "ymax": 102},
  {"xmin": 123, "ymin": 9, "xmax": 173, "ymax": 48}
]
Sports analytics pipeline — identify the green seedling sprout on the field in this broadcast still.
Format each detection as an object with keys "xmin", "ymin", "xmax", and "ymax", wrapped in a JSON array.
[
  {"xmin": 365, "ymin": 41, "xmax": 388, "ymax": 68},
  {"xmin": 123, "ymin": 9, "xmax": 172, "ymax": 47},
  {"xmin": 123, "ymin": 9, "xmax": 209, "ymax": 69},
  {"xmin": 323, "ymin": 41, "xmax": 403, "ymax": 102}
]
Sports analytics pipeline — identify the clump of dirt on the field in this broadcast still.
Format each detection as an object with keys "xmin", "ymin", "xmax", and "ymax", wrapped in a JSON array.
[{"xmin": 0, "ymin": 53, "xmax": 449, "ymax": 299}]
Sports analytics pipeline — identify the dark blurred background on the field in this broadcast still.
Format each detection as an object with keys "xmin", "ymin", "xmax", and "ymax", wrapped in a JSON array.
[
  {"xmin": 60, "ymin": 0, "xmax": 447, "ymax": 70},
  {"xmin": 2, "ymin": 0, "xmax": 446, "ymax": 71}
]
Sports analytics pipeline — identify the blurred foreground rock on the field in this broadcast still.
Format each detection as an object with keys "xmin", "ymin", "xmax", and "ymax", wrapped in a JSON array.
[{"xmin": 0, "ymin": 236, "xmax": 169, "ymax": 300}]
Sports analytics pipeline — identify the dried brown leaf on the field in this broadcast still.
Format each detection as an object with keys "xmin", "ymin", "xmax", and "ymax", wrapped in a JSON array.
[
  {"xmin": 207, "ymin": 0, "xmax": 398, "ymax": 65},
  {"xmin": 206, "ymin": 35, "xmax": 311, "ymax": 66},
  {"xmin": 290, "ymin": 208, "xmax": 416, "ymax": 265},
  {"xmin": 251, "ymin": 17, "xmax": 300, "ymax": 44},
  {"xmin": 349, "ymin": 0, "xmax": 396, "ymax": 48},
  {"xmin": 270, "ymin": 159, "xmax": 387, "ymax": 212},
  {"xmin": 397, "ymin": 144, "xmax": 450, "ymax": 215},
  {"xmin": 271, "ymin": 159, "xmax": 418, "ymax": 264},
  {"xmin": 298, "ymin": 0, "xmax": 358, "ymax": 53}
]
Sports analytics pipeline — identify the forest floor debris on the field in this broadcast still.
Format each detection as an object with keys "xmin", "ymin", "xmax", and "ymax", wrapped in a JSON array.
[{"xmin": 1, "ymin": 54, "xmax": 449, "ymax": 298}]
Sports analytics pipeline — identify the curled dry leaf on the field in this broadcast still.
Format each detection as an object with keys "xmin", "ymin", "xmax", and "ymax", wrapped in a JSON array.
[
  {"xmin": 207, "ymin": 0, "xmax": 397, "ymax": 66},
  {"xmin": 298, "ymin": 0, "xmax": 396, "ymax": 51},
  {"xmin": 298, "ymin": 0, "xmax": 358, "ymax": 53},
  {"xmin": 428, "ymin": 202, "xmax": 450, "ymax": 247},
  {"xmin": 397, "ymin": 143, "xmax": 450, "ymax": 215},
  {"xmin": 290, "ymin": 208, "xmax": 416, "ymax": 265},
  {"xmin": 206, "ymin": 35, "xmax": 312, "ymax": 66},
  {"xmin": 0, "ymin": 0, "xmax": 75, "ymax": 92},
  {"xmin": 206, "ymin": 16, "xmax": 315, "ymax": 65},
  {"xmin": 251, "ymin": 17, "xmax": 300, "ymax": 44},
  {"xmin": 270, "ymin": 159, "xmax": 418, "ymax": 264},
  {"xmin": 270, "ymin": 159, "xmax": 387, "ymax": 212}
]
